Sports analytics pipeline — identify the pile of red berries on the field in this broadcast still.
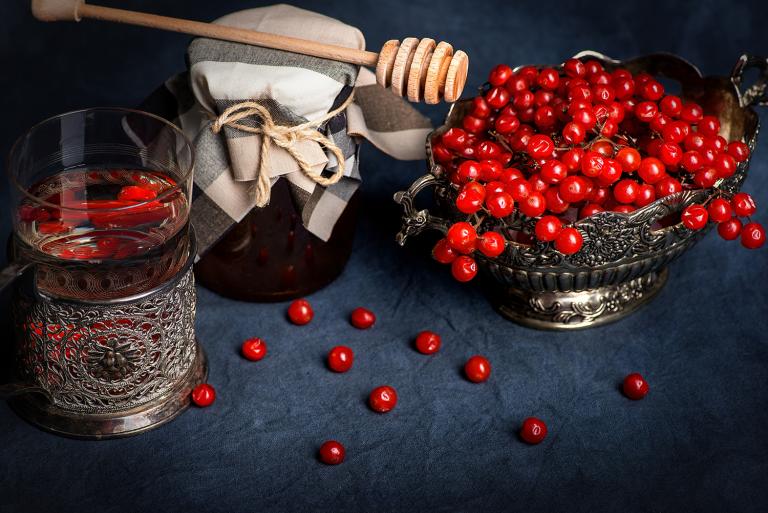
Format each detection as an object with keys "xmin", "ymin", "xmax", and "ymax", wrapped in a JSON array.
[{"xmin": 431, "ymin": 58, "xmax": 763, "ymax": 282}]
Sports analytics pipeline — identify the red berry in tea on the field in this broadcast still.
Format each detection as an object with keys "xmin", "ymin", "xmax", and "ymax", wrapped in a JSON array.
[{"xmin": 117, "ymin": 185, "xmax": 158, "ymax": 202}]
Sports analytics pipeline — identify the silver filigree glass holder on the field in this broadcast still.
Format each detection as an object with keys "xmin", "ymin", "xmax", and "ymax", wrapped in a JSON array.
[
  {"xmin": 395, "ymin": 52, "xmax": 766, "ymax": 330},
  {"xmin": 7, "ymin": 230, "xmax": 206, "ymax": 439}
]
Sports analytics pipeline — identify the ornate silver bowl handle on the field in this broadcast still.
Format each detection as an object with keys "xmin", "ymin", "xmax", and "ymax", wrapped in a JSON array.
[
  {"xmin": 393, "ymin": 173, "xmax": 451, "ymax": 246},
  {"xmin": 731, "ymin": 54, "xmax": 768, "ymax": 107}
]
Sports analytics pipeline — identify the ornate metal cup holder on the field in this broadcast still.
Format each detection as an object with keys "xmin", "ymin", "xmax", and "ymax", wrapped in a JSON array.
[
  {"xmin": 395, "ymin": 52, "xmax": 766, "ymax": 330},
  {"xmin": 4, "ymin": 229, "xmax": 206, "ymax": 439}
]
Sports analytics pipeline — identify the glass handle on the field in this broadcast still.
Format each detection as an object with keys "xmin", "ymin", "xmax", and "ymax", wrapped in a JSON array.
[
  {"xmin": 0, "ymin": 260, "xmax": 32, "ymax": 294},
  {"xmin": 0, "ymin": 382, "xmax": 52, "ymax": 402},
  {"xmin": 0, "ymin": 260, "xmax": 48, "ymax": 403}
]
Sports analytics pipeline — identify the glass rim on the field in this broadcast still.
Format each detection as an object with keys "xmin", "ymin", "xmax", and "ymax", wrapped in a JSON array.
[{"xmin": 7, "ymin": 107, "xmax": 195, "ymax": 213}]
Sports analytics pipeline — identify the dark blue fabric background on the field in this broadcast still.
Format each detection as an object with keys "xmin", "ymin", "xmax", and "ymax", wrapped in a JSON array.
[{"xmin": 1, "ymin": 1, "xmax": 767, "ymax": 512}]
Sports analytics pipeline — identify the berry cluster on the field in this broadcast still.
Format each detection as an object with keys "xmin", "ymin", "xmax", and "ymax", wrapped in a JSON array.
[
  {"xmin": 430, "ymin": 58, "xmax": 762, "ymax": 282},
  {"xmin": 681, "ymin": 192, "xmax": 765, "ymax": 248}
]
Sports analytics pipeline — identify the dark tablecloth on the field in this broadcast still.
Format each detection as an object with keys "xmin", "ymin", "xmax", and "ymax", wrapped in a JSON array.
[{"xmin": 1, "ymin": 1, "xmax": 767, "ymax": 512}]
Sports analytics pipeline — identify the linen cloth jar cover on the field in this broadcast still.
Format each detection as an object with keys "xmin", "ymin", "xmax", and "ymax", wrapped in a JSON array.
[{"xmin": 140, "ymin": 4, "xmax": 433, "ymax": 300}]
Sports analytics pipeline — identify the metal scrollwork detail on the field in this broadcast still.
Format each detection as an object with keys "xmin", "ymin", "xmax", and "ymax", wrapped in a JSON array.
[
  {"xmin": 523, "ymin": 272, "xmax": 662, "ymax": 327},
  {"xmin": 570, "ymin": 215, "xmax": 634, "ymax": 268},
  {"xmin": 13, "ymin": 269, "xmax": 197, "ymax": 414}
]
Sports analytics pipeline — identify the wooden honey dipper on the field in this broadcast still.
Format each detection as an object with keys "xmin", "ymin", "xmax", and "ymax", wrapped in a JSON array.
[{"xmin": 31, "ymin": 0, "xmax": 469, "ymax": 104}]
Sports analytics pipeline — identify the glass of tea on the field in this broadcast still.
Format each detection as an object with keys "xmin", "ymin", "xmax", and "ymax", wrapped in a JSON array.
[{"xmin": 6, "ymin": 108, "xmax": 194, "ymax": 300}]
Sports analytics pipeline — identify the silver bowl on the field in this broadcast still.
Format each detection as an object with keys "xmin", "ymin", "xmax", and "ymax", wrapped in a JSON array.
[{"xmin": 395, "ymin": 52, "xmax": 766, "ymax": 330}]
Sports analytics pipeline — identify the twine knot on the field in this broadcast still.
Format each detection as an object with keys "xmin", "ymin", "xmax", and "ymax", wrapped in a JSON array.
[{"xmin": 211, "ymin": 93, "xmax": 355, "ymax": 207}]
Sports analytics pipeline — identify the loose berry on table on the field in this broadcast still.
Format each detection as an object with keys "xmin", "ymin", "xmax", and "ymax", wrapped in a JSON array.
[
  {"xmin": 287, "ymin": 299, "xmax": 314, "ymax": 325},
  {"xmin": 520, "ymin": 417, "xmax": 548, "ymax": 444},
  {"xmin": 241, "ymin": 338, "xmax": 267, "ymax": 361},
  {"xmin": 415, "ymin": 331, "xmax": 442, "ymax": 354},
  {"xmin": 327, "ymin": 346, "xmax": 354, "ymax": 373},
  {"xmin": 464, "ymin": 355, "xmax": 491, "ymax": 383},
  {"xmin": 191, "ymin": 383, "xmax": 216, "ymax": 407},
  {"xmin": 350, "ymin": 307, "xmax": 376, "ymax": 329},
  {"xmin": 622, "ymin": 373, "xmax": 649, "ymax": 400},
  {"xmin": 369, "ymin": 386, "xmax": 398, "ymax": 413},
  {"xmin": 318, "ymin": 441, "xmax": 345, "ymax": 465}
]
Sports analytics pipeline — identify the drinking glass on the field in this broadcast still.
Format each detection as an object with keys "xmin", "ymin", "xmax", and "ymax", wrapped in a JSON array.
[
  {"xmin": 6, "ymin": 107, "xmax": 194, "ymax": 300},
  {"xmin": 1, "ymin": 109, "xmax": 205, "ymax": 439}
]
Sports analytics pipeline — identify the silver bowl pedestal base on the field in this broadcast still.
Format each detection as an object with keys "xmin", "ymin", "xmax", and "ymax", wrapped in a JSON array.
[{"xmin": 489, "ymin": 269, "xmax": 669, "ymax": 330}]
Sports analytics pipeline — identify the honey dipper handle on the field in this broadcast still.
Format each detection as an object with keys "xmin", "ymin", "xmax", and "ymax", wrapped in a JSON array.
[
  {"xmin": 31, "ymin": 0, "xmax": 468, "ymax": 103},
  {"xmin": 33, "ymin": 0, "xmax": 380, "ymax": 67}
]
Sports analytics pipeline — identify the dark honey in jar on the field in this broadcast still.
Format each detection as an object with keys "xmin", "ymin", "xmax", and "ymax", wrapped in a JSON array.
[{"xmin": 194, "ymin": 179, "xmax": 358, "ymax": 302}]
